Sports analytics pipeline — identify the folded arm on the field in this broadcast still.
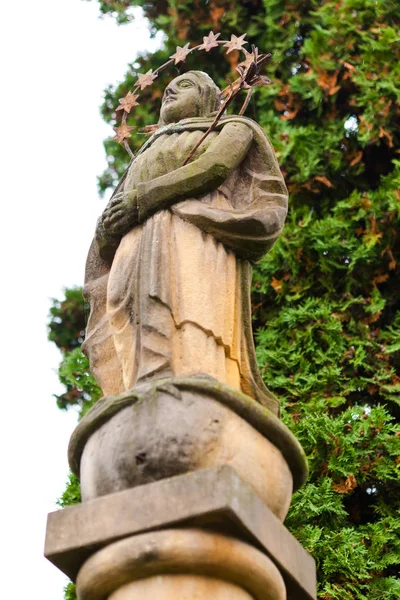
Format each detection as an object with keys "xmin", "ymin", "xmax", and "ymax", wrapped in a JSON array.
[
  {"xmin": 172, "ymin": 194, "xmax": 287, "ymax": 262},
  {"xmin": 171, "ymin": 152, "xmax": 289, "ymax": 261},
  {"xmin": 136, "ymin": 122, "xmax": 254, "ymax": 222}
]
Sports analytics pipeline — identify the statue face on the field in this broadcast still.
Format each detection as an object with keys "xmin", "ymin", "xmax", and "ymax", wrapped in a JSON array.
[{"xmin": 159, "ymin": 73, "xmax": 202, "ymax": 125}]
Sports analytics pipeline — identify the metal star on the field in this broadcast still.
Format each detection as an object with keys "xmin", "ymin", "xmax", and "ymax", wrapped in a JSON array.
[
  {"xmin": 198, "ymin": 31, "xmax": 221, "ymax": 52},
  {"xmin": 237, "ymin": 48, "xmax": 256, "ymax": 71},
  {"xmin": 223, "ymin": 33, "xmax": 247, "ymax": 54},
  {"xmin": 170, "ymin": 43, "xmax": 191, "ymax": 65},
  {"xmin": 113, "ymin": 123, "xmax": 136, "ymax": 144},
  {"xmin": 116, "ymin": 91, "xmax": 140, "ymax": 114},
  {"xmin": 139, "ymin": 124, "xmax": 159, "ymax": 136},
  {"xmin": 136, "ymin": 70, "xmax": 156, "ymax": 90},
  {"xmin": 236, "ymin": 46, "xmax": 272, "ymax": 87}
]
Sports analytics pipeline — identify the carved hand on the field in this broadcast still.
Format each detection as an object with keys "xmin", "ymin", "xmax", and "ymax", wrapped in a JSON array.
[
  {"xmin": 102, "ymin": 190, "xmax": 139, "ymax": 236},
  {"xmin": 94, "ymin": 190, "xmax": 139, "ymax": 262}
]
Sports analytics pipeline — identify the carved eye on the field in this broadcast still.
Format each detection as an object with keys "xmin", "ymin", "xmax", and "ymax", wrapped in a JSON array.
[{"xmin": 178, "ymin": 79, "xmax": 194, "ymax": 88}]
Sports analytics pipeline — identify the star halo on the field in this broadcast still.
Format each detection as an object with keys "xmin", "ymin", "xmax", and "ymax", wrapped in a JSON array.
[{"xmin": 114, "ymin": 33, "xmax": 272, "ymax": 159}]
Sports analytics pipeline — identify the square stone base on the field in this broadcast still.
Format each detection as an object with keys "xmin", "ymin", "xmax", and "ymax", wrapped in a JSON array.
[{"xmin": 45, "ymin": 466, "xmax": 316, "ymax": 600}]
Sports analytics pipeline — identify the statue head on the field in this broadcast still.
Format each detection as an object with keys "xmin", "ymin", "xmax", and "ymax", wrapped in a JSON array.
[{"xmin": 159, "ymin": 71, "xmax": 221, "ymax": 126}]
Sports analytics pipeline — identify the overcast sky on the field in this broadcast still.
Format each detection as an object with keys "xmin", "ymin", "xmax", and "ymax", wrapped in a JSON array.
[{"xmin": 0, "ymin": 1, "xmax": 160, "ymax": 597}]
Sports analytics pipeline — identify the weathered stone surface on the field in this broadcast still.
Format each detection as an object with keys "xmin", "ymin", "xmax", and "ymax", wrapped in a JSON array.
[
  {"xmin": 108, "ymin": 576, "xmax": 254, "ymax": 600},
  {"xmin": 78, "ymin": 381, "xmax": 293, "ymax": 518},
  {"xmin": 83, "ymin": 71, "xmax": 288, "ymax": 414},
  {"xmin": 69, "ymin": 376, "xmax": 307, "ymax": 500},
  {"xmin": 76, "ymin": 529, "xmax": 286, "ymax": 600},
  {"xmin": 45, "ymin": 466, "xmax": 316, "ymax": 600}
]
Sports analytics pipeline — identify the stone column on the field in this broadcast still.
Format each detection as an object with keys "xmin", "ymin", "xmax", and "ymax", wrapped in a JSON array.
[
  {"xmin": 77, "ymin": 529, "xmax": 286, "ymax": 600},
  {"xmin": 45, "ymin": 377, "xmax": 316, "ymax": 600}
]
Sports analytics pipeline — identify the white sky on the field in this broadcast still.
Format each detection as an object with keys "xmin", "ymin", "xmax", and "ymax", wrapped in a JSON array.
[{"xmin": 0, "ymin": 1, "xmax": 160, "ymax": 597}]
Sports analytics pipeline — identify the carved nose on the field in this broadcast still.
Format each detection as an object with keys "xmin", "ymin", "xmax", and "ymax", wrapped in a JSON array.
[{"xmin": 164, "ymin": 87, "xmax": 177, "ymax": 100}]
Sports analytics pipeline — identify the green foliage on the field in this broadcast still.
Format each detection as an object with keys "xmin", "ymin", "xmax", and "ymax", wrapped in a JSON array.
[
  {"xmin": 47, "ymin": 290, "xmax": 99, "ymax": 600},
  {"xmin": 48, "ymin": 288, "xmax": 86, "ymax": 352},
  {"xmin": 48, "ymin": 288, "xmax": 101, "ymax": 412},
  {"xmin": 57, "ymin": 472, "xmax": 81, "ymax": 508},
  {"xmin": 51, "ymin": 1, "xmax": 400, "ymax": 598},
  {"xmin": 63, "ymin": 582, "xmax": 77, "ymax": 600},
  {"xmin": 57, "ymin": 347, "xmax": 101, "ymax": 413}
]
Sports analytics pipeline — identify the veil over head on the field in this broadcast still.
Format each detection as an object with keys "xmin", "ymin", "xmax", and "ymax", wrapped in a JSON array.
[{"xmin": 186, "ymin": 70, "xmax": 221, "ymax": 116}]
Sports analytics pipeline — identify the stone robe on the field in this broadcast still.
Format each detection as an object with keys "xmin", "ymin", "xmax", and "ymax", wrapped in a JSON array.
[{"xmin": 83, "ymin": 116, "xmax": 288, "ymax": 416}]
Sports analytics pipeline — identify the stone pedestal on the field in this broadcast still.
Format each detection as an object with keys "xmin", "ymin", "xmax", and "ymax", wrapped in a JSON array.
[
  {"xmin": 45, "ymin": 466, "xmax": 316, "ymax": 600},
  {"xmin": 68, "ymin": 377, "xmax": 307, "ymax": 512},
  {"xmin": 46, "ymin": 378, "xmax": 315, "ymax": 599}
]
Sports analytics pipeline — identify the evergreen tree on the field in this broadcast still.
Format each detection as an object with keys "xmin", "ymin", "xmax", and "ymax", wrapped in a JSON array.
[{"xmin": 50, "ymin": 1, "xmax": 400, "ymax": 598}]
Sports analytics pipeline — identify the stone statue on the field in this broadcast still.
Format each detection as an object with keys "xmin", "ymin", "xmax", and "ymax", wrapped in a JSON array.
[
  {"xmin": 46, "ymin": 69, "xmax": 315, "ymax": 600},
  {"xmin": 83, "ymin": 70, "xmax": 288, "ymax": 416}
]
